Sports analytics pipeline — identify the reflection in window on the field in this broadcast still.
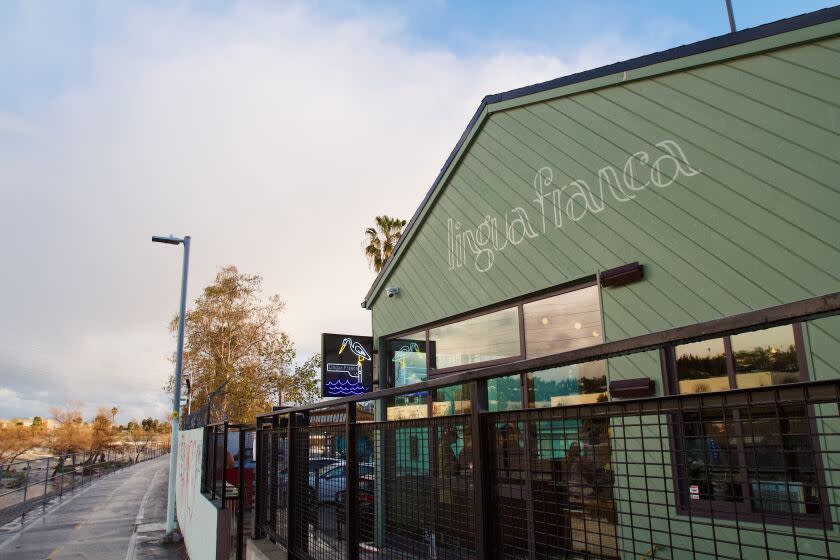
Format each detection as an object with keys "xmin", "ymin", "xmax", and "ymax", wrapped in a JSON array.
[
  {"xmin": 429, "ymin": 307, "xmax": 520, "ymax": 369},
  {"xmin": 676, "ymin": 338, "xmax": 728, "ymax": 394},
  {"xmin": 680, "ymin": 407, "xmax": 820, "ymax": 516},
  {"xmin": 732, "ymin": 325, "xmax": 800, "ymax": 388},
  {"xmin": 523, "ymin": 285, "xmax": 602, "ymax": 358},
  {"xmin": 433, "ymin": 384, "xmax": 471, "ymax": 416},
  {"xmin": 386, "ymin": 392, "xmax": 428, "ymax": 420},
  {"xmin": 742, "ymin": 406, "xmax": 819, "ymax": 514},
  {"xmin": 526, "ymin": 361, "xmax": 608, "ymax": 408},
  {"xmin": 682, "ymin": 412, "xmax": 743, "ymax": 503},
  {"xmin": 488, "ymin": 375, "xmax": 522, "ymax": 412},
  {"xmin": 388, "ymin": 331, "xmax": 427, "ymax": 387}
]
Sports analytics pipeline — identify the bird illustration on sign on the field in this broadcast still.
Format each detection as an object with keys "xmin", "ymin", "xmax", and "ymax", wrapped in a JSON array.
[
  {"xmin": 325, "ymin": 337, "xmax": 372, "ymax": 396},
  {"xmin": 339, "ymin": 337, "xmax": 372, "ymax": 367},
  {"xmin": 392, "ymin": 342, "xmax": 421, "ymax": 370}
]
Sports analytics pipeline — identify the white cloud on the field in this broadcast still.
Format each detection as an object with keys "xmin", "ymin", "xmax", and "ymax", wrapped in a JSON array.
[{"xmin": 0, "ymin": 2, "xmax": 646, "ymax": 421}]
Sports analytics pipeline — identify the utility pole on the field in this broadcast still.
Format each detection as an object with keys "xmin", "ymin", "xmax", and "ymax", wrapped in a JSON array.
[
  {"xmin": 152, "ymin": 234, "xmax": 191, "ymax": 538},
  {"xmin": 725, "ymin": 0, "xmax": 737, "ymax": 33}
]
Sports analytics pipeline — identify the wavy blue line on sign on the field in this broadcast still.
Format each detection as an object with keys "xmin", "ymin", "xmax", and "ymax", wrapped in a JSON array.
[{"xmin": 325, "ymin": 379, "xmax": 366, "ymax": 395}]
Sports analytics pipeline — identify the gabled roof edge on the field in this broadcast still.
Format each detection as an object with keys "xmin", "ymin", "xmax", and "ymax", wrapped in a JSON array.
[{"xmin": 363, "ymin": 4, "xmax": 840, "ymax": 308}]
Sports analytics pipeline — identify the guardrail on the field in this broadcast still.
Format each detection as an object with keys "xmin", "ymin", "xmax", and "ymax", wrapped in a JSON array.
[{"xmin": 0, "ymin": 442, "xmax": 169, "ymax": 526}]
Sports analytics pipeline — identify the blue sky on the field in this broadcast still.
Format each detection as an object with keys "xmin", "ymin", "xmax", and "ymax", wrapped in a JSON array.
[
  {"xmin": 1, "ymin": 1, "xmax": 836, "ymax": 117},
  {"xmin": 0, "ymin": 0, "xmax": 835, "ymax": 422}
]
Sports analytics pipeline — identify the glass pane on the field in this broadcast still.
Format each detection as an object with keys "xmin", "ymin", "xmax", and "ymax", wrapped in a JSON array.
[
  {"xmin": 526, "ymin": 361, "xmax": 608, "ymax": 408},
  {"xmin": 386, "ymin": 391, "xmax": 428, "ymax": 420},
  {"xmin": 682, "ymin": 412, "xmax": 743, "ymax": 503},
  {"xmin": 355, "ymin": 400, "xmax": 376, "ymax": 423},
  {"xmin": 675, "ymin": 338, "xmax": 729, "ymax": 394},
  {"xmin": 732, "ymin": 325, "xmax": 800, "ymax": 388},
  {"xmin": 523, "ymin": 285, "xmax": 603, "ymax": 358},
  {"xmin": 429, "ymin": 307, "xmax": 520, "ymax": 369},
  {"xmin": 741, "ymin": 406, "xmax": 820, "ymax": 515},
  {"xmin": 488, "ymin": 374, "xmax": 522, "ymax": 412},
  {"xmin": 388, "ymin": 331, "xmax": 427, "ymax": 387},
  {"xmin": 433, "ymin": 384, "xmax": 471, "ymax": 416}
]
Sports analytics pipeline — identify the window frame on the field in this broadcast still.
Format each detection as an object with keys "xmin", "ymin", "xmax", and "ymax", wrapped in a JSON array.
[
  {"xmin": 382, "ymin": 278, "xmax": 600, "ymax": 383},
  {"xmin": 663, "ymin": 323, "xmax": 833, "ymax": 527}
]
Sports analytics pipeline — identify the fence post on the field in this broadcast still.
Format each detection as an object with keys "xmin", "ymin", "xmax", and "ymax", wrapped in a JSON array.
[
  {"xmin": 469, "ymin": 380, "xmax": 491, "ymax": 559},
  {"xmin": 254, "ymin": 424, "xmax": 265, "ymax": 540},
  {"xmin": 345, "ymin": 403, "xmax": 359, "ymax": 560},
  {"xmin": 71, "ymin": 454, "xmax": 77, "ymax": 494},
  {"xmin": 286, "ymin": 413, "xmax": 299, "ymax": 555},
  {"xmin": 58, "ymin": 455, "xmax": 65, "ymax": 499},
  {"xmin": 287, "ymin": 411, "xmax": 310, "ymax": 555},
  {"xmin": 21, "ymin": 460, "xmax": 30, "ymax": 521},
  {"xmin": 237, "ymin": 428, "xmax": 246, "ymax": 560},
  {"xmin": 221, "ymin": 422, "xmax": 229, "ymax": 508},
  {"xmin": 43, "ymin": 457, "xmax": 51, "ymax": 510}
]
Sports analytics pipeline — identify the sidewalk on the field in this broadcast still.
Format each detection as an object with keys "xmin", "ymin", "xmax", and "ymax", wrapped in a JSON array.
[
  {"xmin": 0, "ymin": 455, "xmax": 187, "ymax": 560},
  {"xmin": 127, "ymin": 457, "xmax": 188, "ymax": 560}
]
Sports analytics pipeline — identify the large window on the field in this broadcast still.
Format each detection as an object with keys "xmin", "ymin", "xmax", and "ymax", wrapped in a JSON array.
[
  {"xmin": 388, "ymin": 331, "xmax": 428, "ymax": 387},
  {"xmin": 672, "ymin": 324, "xmax": 803, "ymax": 394},
  {"xmin": 668, "ymin": 324, "xmax": 821, "ymax": 521},
  {"xmin": 526, "ymin": 362, "xmax": 608, "ymax": 408},
  {"xmin": 429, "ymin": 307, "xmax": 521, "ymax": 370},
  {"xmin": 523, "ymin": 285, "xmax": 602, "ymax": 358},
  {"xmin": 385, "ymin": 281, "xmax": 603, "ymax": 382}
]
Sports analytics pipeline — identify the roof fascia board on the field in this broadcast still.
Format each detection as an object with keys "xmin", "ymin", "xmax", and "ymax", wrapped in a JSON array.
[
  {"xmin": 486, "ymin": 18, "xmax": 840, "ymax": 114},
  {"xmin": 364, "ymin": 9, "xmax": 840, "ymax": 307}
]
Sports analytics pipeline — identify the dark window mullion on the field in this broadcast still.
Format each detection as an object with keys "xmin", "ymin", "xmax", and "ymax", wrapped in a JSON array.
[{"xmin": 723, "ymin": 336, "xmax": 736, "ymax": 390}]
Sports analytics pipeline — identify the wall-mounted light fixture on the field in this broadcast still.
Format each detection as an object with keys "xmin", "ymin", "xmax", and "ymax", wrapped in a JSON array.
[{"xmin": 600, "ymin": 262, "xmax": 644, "ymax": 288}]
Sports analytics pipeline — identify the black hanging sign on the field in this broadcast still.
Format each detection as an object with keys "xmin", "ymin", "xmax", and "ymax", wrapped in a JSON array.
[{"xmin": 321, "ymin": 333, "xmax": 374, "ymax": 397}]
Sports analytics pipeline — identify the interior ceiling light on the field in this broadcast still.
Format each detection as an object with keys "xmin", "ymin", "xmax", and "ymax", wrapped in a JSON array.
[
  {"xmin": 541, "ymin": 317, "xmax": 550, "ymax": 325},
  {"xmin": 574, "ymin": 322, "xmax": 582, "ymax": 330}
]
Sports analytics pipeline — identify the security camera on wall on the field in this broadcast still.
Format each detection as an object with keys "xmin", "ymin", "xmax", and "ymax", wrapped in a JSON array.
[{"xmin": 385, "ymin": 287, "xmax": 400, "ymax": 298}]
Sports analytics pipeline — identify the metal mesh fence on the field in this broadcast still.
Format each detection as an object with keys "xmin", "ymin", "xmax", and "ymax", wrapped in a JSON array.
[
  {"xmin": 486, "ymin": 382, "xmax": 840, "ymax": 560},
  {"xmin": 357, "ymin": 416, "xmax": 477, "ymax": 559},
  {"xmin": 0, "ymin": 443, "xmax": 168, "ymax": 526},
  {"xmin": 252, "ymin": 380, "xmax": 840, "ymax": 560}
]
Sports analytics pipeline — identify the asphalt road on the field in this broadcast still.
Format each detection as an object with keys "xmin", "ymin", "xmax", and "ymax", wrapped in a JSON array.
[{"xmin": 0, "ymin": 456, "xmax": 174, "ymax": 560}]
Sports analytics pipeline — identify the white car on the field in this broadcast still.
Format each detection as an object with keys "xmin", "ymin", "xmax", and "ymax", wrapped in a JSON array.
[{"xmin": 309, "ymin": 462, "xmax": 375, "ymax": 503}]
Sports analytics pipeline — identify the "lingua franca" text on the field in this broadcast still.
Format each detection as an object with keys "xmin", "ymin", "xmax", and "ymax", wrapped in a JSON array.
[{"xmin": 446, "ymin": 139, "xmax": 701, "ymax": 273}]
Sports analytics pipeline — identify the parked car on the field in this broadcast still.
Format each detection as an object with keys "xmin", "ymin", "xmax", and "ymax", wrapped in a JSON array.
[
  {"xmin": 336, "ymin": 474, "xmax": 375, "ymax": 541},
  {"xmin": 278, "ymin": 456, "xmax": 341, "ymax": 486},
  {"xmin": 309, "ymin": 461, "xmax": 375, "ymax": 503}
]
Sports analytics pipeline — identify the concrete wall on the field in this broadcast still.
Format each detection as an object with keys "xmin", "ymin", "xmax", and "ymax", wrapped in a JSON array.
[{"xmin": 176, "ymin": 427, "xmax": 220, "ymax": 560}]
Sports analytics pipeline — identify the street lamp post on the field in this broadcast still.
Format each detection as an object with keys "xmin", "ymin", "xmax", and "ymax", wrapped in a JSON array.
[{"xmin": 152, "ymin": 234, "xmax": 191, "ymax": 537}]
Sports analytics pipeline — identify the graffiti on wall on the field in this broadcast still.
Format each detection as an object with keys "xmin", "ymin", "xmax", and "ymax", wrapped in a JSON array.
[
  {"xmin": 446, "ymin": 139, "xmax": 701, "ymax": 273},
  {"xmin": 177, "ymin": 432, "xmax": 201, "ymax": 525}
]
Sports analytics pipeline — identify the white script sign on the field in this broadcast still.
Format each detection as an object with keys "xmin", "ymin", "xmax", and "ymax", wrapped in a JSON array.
[{"xmin": 446, "ymin": 139, "xmax": 701, "ymax": 273}]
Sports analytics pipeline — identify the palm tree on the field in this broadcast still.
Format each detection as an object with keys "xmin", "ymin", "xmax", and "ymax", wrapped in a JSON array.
[
  {"xmin": 110, "ymin": 407, "xmax": 118, "ymax": 424},
  {"xmin": 364, "ymin": 215, "xmax": 407, "ymax": 273}
]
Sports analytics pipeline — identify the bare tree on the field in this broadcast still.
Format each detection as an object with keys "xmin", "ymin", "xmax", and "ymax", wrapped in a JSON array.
[
  {"xmin": 0, "ymin": 424, "xmax": 39, "ymax": 470},
  {"xmin": 127, "ymin": 426, "xmax": 158, "ymax": 463}
]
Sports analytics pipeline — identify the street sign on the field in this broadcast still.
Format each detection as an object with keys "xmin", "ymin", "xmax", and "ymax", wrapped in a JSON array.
[
  {"xmin": 321, "ymin": 333, "xmax": 374, "ymax": 397},
  {"xmin": 179, "ymin": 396, "xmax": 188, "ymax": 407}
]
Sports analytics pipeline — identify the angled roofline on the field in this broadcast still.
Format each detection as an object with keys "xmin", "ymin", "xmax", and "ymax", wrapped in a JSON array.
[{"xmin": 363, "ymin": 5, "xmax": 840, "ymax": 308}]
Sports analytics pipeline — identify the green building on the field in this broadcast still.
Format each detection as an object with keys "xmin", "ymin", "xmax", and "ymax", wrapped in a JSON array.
[{"xmin": 361, "ymin": 7, "xmax": 840, "ymax": 560}]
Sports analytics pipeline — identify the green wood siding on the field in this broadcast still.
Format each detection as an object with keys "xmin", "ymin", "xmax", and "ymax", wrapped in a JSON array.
[{"xmin": 370, "ymin": 32, "xmax": 840, "ymax": 349}]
